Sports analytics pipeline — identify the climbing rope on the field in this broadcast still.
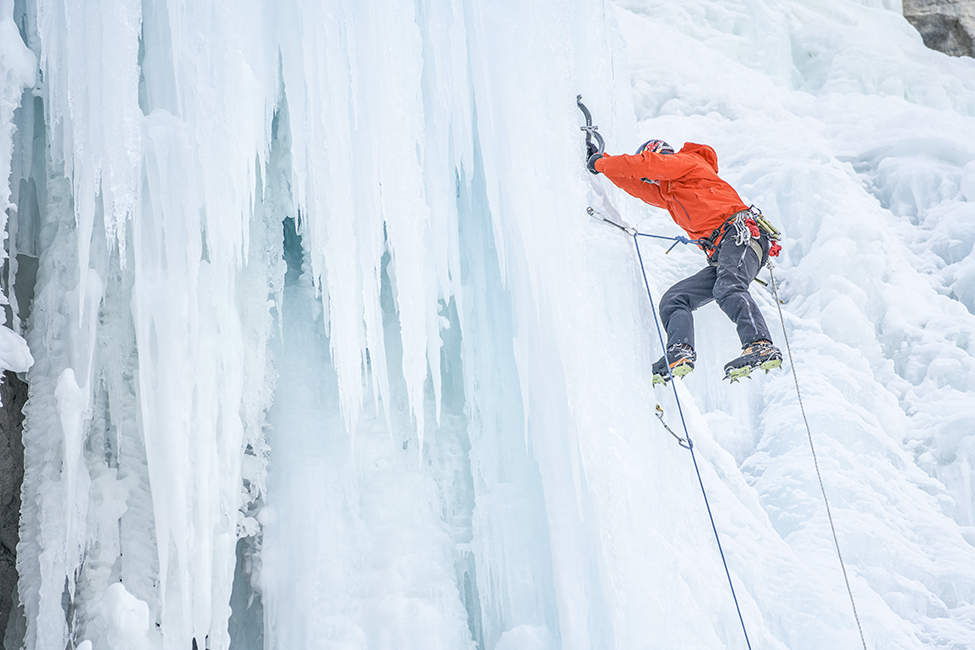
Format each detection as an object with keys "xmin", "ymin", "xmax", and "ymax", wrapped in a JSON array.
[
  {"xmin": 637, "ymin": 231, "xmax": 704, "ymax": 255},
  {"xmin": 608, "ymin": 213, "xmax": 867, "ymax": 649},
  {"xmin": 767, "ymin": 265, "xmax": 868, "ymax": 650},
  {"xmin": 576, "ymin": 95, "xmax": 764, "ymax": 647},
  {"xmin": 586, "ymin": 206, "xmax": 705, "ymax": 252},
  {"xmin": 632, "ymin": 234, "xmax": 754, "ymax": 650},
  {"xmin": 578, "ymin": 91, "xmax": 863, "ymax": 644}
]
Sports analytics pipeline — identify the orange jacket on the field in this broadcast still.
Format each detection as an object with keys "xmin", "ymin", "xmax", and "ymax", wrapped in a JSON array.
[{"xmin": 594, "ymin": 142, "xmax": 747, "ymax": 240}]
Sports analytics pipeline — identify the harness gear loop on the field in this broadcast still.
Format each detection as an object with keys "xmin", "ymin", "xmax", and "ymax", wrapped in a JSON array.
[
  {"xmin": 698, "ymin": 207, "xmax": 784, "ymax": 263},
  {"xmin": 748, "ymin": 204, "xmax": 782, "ymax": 240},
  {"xmin": 748, "ymin": 205, "xmax": 783, "ymax": 257}
]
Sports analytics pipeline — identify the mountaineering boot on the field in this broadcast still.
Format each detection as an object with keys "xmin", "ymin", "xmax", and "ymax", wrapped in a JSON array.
[
  {"xmin": 652, "ymin": 343, "xmax": 697, "ymax": 385},
  {"xmin": 723, "ymin": 340, "xmax": 783, "ymax": 382}
]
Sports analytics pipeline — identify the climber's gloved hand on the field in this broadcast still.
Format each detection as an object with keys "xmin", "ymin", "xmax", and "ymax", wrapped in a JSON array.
[{"xmin": 586, "ymin": 152, "xmax": 603, "ymax": 175}]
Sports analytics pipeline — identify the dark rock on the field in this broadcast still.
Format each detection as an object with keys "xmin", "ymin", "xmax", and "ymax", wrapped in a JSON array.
[
  {"xmin": 0, "ymin": 372, "xmax": 27, "ymax": 641},
  {"xmin": 904, "ymin": 0, "xmax": 975, "ymax": 57}
]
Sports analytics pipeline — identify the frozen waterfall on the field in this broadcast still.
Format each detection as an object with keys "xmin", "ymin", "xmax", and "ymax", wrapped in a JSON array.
[{"xmin": 2, "ymin": 0, "xmax": 975, "ymax": 648}]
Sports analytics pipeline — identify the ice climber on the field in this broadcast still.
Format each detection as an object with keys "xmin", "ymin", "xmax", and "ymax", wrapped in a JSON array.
[{"xmin": 586, "ymin": 139, "xmax": 783, "ymax": 383}]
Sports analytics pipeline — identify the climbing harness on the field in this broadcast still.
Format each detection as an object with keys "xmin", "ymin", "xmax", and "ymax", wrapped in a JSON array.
[
  {"xmin": 578, "ymin": 94, "xmax": 753, "ymax": 648},
  {"xmin": 694, "ymin": 206, "xmax": 782, "ymax": 265},
  {"xmin": 588, "ymin": 203, "xmax": 781, "ymax": 306},
  {"xmin": 767, "ymin": 264, "xmax": 868, "ymax": 650}
]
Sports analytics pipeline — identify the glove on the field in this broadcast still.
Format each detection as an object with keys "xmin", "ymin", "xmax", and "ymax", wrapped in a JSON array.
[
  {"xmin": 586, "ymin": 141, "xmax": 599, "ymax": 159},
  {"xmin": 586, "ymin": 152, "xmax": 603, "ymax": 175}
]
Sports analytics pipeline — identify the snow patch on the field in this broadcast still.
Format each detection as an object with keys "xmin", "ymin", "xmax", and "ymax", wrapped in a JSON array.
[
  {"xmin": 0, "ymin": 325, "xmax": 32, "ymax": 373},
  {"xmin": 81, "ymin": 582, "xmax": 152, "ymax": 650}
]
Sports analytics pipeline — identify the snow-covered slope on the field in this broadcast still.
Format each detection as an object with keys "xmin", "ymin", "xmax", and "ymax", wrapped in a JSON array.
[{"xmin": 1, "ymin": 0, "xmax": 974, "ymax": 648}]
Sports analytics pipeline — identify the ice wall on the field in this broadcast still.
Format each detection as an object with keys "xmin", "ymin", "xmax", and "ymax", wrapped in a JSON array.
[
  {"xmin": 0, "ymin": 0, "xmax": 34, "ymax": 380},
  {"xmin": 1, "ymin": 0, "xmax": 974, "ymax": 649},
  {"xmin": 0, "ymin": 4, "xmax": 35, "ymax": 641}
]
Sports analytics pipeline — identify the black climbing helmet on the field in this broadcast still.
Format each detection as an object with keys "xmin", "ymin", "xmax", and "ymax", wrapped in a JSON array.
[{"xmin": 636, "ymin": 139, "xmax": 675, "ymax": 155}]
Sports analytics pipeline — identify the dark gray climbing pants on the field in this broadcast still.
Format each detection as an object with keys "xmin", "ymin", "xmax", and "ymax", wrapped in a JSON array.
[{"xmin": 659, "ymin": 232, "xmax": 771, "ymax": 349}]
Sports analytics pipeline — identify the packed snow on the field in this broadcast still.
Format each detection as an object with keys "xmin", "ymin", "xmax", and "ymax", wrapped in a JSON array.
[{"xmin": 1, "ymin": 0, "xmax": 974, "ymax": 649}]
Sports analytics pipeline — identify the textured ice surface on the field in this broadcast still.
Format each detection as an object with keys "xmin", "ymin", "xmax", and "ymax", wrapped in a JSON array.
[
  {"xmin": 1, "ymin": 0, "xmax": 974, "ymax": 649},
  {"xmin": 0, "ymin": 0, "xmax": 34, "ymax": 389}
]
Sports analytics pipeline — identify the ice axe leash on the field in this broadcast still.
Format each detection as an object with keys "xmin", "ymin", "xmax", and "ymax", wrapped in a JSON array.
[{"xmin": 577, "ymin": 94, "xmax": 754, "ymax": 650}]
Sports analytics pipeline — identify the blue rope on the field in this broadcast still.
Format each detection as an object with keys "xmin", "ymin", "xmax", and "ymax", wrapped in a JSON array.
[
  {"xmin": 632, "ymin": 233, "xmax": 754, "ymax": 650},
  {"xmin": 635, "ymin": 231, "xmax": 697, "ymax": 245},
  {"xmin": 635, "ymin": 231, "xmax": 705, "ymax": 255}
]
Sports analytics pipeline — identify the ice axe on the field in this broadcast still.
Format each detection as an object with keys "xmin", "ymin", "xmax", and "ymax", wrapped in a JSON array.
[{"xmin": 576, "ymin": 95, "xmax": 605, "ymax": 154}]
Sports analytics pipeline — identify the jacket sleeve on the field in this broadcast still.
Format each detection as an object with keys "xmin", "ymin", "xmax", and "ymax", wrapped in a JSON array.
[
  {"xmin": 603, "ymin": 174, "xmax": 667, "ymax": 209},
  {"xmin": 595, "ymin": 151, "xmax": 696, "ymax": 182}
]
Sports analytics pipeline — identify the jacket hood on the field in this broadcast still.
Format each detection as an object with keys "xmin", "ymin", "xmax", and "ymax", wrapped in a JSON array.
[{"xmin": 680, "ymin": 142, "xmax": 718, "ymax": 172}]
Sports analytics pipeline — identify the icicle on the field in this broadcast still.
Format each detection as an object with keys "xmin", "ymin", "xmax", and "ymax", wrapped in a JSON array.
[{"xmin": 0, "ymin": 0, "xmax": 35, "ymax": 373}]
